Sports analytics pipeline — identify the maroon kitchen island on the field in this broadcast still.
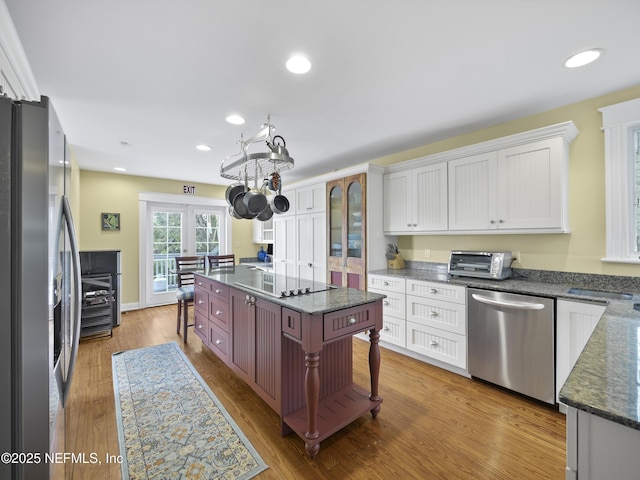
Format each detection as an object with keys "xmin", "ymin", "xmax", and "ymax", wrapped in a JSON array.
[{"xmin": 193, "ymin": 266, "xmax": 384, "ymax": 458}]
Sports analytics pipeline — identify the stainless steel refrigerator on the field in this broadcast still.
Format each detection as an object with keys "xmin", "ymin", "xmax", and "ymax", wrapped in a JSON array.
[{"xmin": 0, "ymin": 95, "xmax": 81, "ymax": 479}]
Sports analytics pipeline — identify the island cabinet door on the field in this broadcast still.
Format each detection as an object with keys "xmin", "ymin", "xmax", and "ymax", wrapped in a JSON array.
[{"xmin": 229, "ymin": 288, "xmax": 282, "ymax": 413}]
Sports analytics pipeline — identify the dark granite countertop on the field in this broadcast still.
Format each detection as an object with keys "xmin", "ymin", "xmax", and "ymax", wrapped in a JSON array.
[
  {"xmin": 198, "ymin": 265, "xmax": 385, "ymax": 315},
  {"xmin": 370, "ymin": 265, "xmax": 640, "ymax": 430}
]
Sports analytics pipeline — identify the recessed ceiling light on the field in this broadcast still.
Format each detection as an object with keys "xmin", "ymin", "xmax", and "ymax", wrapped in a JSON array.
[
  {"xmin": 225, "ymin": 114, "xmax": 245, "ymax": 125},
  {"xmin": 114, "ymin": 167, "xmax": 127, "ymax": 172},
  {"xmin": 286, "ymin": 54, "xmax": 311, "ymax": 74},
  {"xmin": 564, "ymin": 49, "xmax": 602, "ymax": 68},
  {"xmin": 196, "ymin": 144, "xmax": 212, "ymax": 151}
]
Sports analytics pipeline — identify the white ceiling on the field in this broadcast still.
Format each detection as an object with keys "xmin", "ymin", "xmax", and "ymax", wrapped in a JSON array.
[{"xmin": 5, "ymin": 0, "xmax": 640, "ymax": 186}]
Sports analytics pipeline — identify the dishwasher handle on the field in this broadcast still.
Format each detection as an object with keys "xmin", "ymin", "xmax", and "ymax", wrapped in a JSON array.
[{"xmin": 471, "ymin": 293, "xmax": 545, "ymax": 310}]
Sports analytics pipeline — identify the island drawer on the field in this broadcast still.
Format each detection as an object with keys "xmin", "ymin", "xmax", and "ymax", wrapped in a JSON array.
[
  {"xmin": 194, "ymin": 288, "xmax": 208, "ymax": 315},
  {"xmin": 195, "ymin": 275, "xmax": 210, "ymax": 290},
  {"xmin": 282, "ymin": 308, "xmax": 302, "ymax": 341},
  {"xmin": 194, "ymin": 310, "xmax": 209, "ymax": 345},
  {"xmin": 324, "ymin": 303, "xmax": 377, "ymax": 341},
  {"xmin": 209, "ymin": 322, "xmax": 229, "ymax": 362},
  {"xmin": 209, "ymin": 280, "xmax": 230, "ymax": 302},
  {"xmin": 209, "ymin": 298, "xmax": 230, "ymax": 332}
]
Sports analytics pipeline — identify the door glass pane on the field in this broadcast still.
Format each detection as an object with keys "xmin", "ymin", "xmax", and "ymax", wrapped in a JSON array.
[
  {"xmin": 152, "ymin": 211, "xmax": 182, "ymax": 293},
  {"xmin": 195, "ymin": 212, "xmax": 221, "ymax": 256},
  {"xmin": 347, "ymin": 181, "xmax": 362, "ymax": 259},
  {"xmin": 329, "ymin": 185, "xmax": 343, "ymax": 257}
]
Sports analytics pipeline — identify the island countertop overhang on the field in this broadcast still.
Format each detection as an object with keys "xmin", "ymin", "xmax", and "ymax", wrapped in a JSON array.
[{"xmin": 196, "ymin": 265, "xmax": 385, "ymax": 315}]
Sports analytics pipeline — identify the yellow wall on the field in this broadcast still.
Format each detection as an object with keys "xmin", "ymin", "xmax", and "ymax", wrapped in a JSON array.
[
  {"xmin": 78, "ymin": 171, "xmax": 254, "ymax": 305},
  {"xmin": 371, "ymin": 84, "xmax": 640, "ymax": 277}
]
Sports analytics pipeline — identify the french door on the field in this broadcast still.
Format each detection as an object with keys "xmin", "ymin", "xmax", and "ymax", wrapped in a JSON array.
[{"xmin": 141, "ymin": 197, "xmax": 229, "ymax": 307}]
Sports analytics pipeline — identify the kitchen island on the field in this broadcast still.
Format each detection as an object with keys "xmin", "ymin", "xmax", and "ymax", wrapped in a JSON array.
[{"xmin": 193, "ymin": 265, "xmax": 385, "ymax": 458}]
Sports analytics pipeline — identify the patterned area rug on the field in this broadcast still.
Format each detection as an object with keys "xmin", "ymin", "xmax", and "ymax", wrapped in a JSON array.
[{"xmin": 112, "ymin": 342, "xmax": 268, "ymax": 479}]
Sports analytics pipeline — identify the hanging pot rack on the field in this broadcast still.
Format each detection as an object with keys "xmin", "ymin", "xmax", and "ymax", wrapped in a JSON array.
[{"xmin": 220, "ymin": 115, "xmax": 294, "ymax": 182}]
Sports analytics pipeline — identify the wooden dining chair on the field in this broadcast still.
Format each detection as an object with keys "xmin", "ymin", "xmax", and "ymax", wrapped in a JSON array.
[
  {"xmin": 175, "ymin": 256, "xmax": 205, "ymax": 342},
  {"xmin": 207, "ymin": 254, "xmax": 235, "ymax": 268}
]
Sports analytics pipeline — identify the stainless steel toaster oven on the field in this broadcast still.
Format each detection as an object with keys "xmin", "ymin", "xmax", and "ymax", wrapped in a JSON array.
[{"xmin": 448, "ymin": 251, "xmax": 513, "ymax": 280}]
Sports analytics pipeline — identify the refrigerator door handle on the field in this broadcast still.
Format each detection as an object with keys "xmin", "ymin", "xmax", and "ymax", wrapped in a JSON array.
[{"xmin": 61, "ymin": 195, "xmax": 82, "ymax": 404}]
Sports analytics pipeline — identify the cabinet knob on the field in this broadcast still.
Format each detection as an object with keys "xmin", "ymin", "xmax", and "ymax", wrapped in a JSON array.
[
  {"xmin": 308, "ymin": 263, "xmax": 313, "ymax": 268},
  {"xmin": 198, "ymin": 324, "xmax": 203, "ymax": 329},
  {"xmin": 215, "ymin": 339, "xmax": 222, "ymax": 345},
  {"xmin": 430, "ymin": 340, "xmax": 439, "ymax": 347},
  {"xmin": 383, "ymin": 281, "xmax": 389, "ymax": 286},
  {"xmin": 198, "ymin": 299, "xmax": 204, "ymax": 305},
  {"xmin": 407, "ymin": 223, "xmax": 412, "ymax": 227},
  {"xmin": 383, "ymin": 300, "xmax": 390, "ymax": 306},
  {"xmin": 430, "ymin": 288, "xmax": 438, "ymax": 294},
  {"xmin": 215, "ymin": 289, "xmax": 222, "ymax": 293},
  {"xmin": 215, "ymin": 310, "xmax": 222, "ymax": 315},
  {"xmin": 382, "ymin": 326, "xmax": 390, "ymax": 332},
  {"xmin": 197, "ymin": 281, "xmax": 204, "ymax": 286},
  {"xmin": 499, "ymin": 219, "xmax": 504, "ymax": 224},
  {"xmin": 347, "ymin": 318, "xmax": 357, "ymax": 325},
  {"xmin": 430, "ymin": 311, "xmax": 438, "ymax": 317}
]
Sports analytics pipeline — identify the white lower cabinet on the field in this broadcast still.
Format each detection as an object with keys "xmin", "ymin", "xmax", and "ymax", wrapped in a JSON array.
[
  {"xmin": 367, "ymin": 274, "xmax": 406, "ymax": 348},
  {"xmin": 556, "ymin": 299, "xmax": 606, "ymax": 406},
  {"xmin": 367, "ymin": 274, "xmax": 467, "ymax": 371},
  {"xmin": 405, "ymin": 280, "xmax": 467, "ymax": 369},
  {"xmin": 566, "ymin": 406, "xmax": 640, "ymax": 480}
]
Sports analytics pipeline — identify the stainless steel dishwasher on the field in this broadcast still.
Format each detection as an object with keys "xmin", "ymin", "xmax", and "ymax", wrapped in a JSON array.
[{"xmin": 467, "ymin": 288, "xmax": 555, "ymax": 405}]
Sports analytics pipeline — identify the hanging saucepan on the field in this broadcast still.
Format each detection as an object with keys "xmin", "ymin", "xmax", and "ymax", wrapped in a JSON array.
[
  {"xmin": 225, "ymin": 182, "xmax": 248, "ymax": 206},
  {"xmin": 243, "ymin": 174, "xmax": 268, "ymax": 215},
  {"xmin": 269, "ymin": 184, "xmax": 290, "ymax": 214},
  {"xmin": 256, "ymin": 204, "xmax": 273, "ymax": 221},
  {"xmin": 228, "ymin": 205, "xmax": 242, "ymax": 219},
  {"xmin": 233, "ymin": 192, "xmax": 257, "ymax": 219}
]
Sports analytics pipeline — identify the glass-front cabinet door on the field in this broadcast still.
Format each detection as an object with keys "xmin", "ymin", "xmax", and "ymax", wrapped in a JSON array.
[{"xmin": 327, "ymin": 173, "xmax": 366, "ymax": 289}]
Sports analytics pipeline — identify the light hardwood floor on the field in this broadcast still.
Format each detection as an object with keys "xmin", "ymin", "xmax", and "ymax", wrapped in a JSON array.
[{"xmin": 65, "ymin": 305, "xmax": 566, "ymax": 479}]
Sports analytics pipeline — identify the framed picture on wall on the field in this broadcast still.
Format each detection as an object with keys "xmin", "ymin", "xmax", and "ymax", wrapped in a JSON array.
[{"xmin": 102, "ymin": 212, "xmax": 120, "ymax": 231}]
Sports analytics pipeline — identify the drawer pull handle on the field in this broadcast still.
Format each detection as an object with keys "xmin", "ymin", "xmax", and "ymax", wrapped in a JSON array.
[
  {"xmin": 430, "ymin": 340, "xmax": 439, "ymax": 347},
  {"xmin": 347, "ymin": 318, "xmax": 357, "ymax": 325},
  {"xmin": 430, "ymin": 288, "xmax": 438, "ymax": 294},
  {"xmin": 383, "ymin": 281, "xmax": 389, "ymax": 286},
  {"xmin": 430, "ymin": 311, "xmax": 438, "ymax": 317},
  {"xmin": 215, "ymin": 339, "xmax": 222, "ymax": 345},
  {"xmin": 383, "ymin": 300, "xmax": 390, "ymax": 306},
  {"xmin": 382, "ymin": 326, "xmax": 390, "ymax": 332},
  {"xmin": 215, "ymin": 310, "xmax": 222, "ymax": 315}
]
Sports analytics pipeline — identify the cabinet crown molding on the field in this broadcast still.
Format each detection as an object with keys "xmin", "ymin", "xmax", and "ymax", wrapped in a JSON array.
[{"xmin": 385, "ymin": 121, "xmax": 579, "ymax": 173}]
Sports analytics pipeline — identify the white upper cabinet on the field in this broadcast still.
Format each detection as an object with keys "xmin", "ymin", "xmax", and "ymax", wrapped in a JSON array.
[
  {"xmin": 384, "ymin": 162, "xmax": 448, "ymax": 233},
  {"xmin": 295, "ymin": 182, "xmax": 326, "ymax": 214},
  {"xmin": 448, "ymin": 152, "xmax": 498, "ymax": 231},
  {"xmin": 384, "ymin": 121, "xmax": 578, "ymax": 235}
]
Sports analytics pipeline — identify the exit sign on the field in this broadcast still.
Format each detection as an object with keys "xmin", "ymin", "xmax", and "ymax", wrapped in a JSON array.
[{"xmin": 183, "ymin": 185, "xmax": 196, "ymax": 195}]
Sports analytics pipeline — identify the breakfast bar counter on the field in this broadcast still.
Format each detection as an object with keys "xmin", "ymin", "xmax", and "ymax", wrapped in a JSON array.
[{"xmin": 193, "ymin": 265, "xmax": 385, "ymax": 458}]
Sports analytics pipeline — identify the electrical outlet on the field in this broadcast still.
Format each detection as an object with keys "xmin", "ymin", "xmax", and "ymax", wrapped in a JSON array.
[
  {"xmin": 512, "ymin": 251, "xmax": 520, "ymax": 264},
  {"xmin": 424, "ymin": 249, "xmax": 431, "ymax": 258}
]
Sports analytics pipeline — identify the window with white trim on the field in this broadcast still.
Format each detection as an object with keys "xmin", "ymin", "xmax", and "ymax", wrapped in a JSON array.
[{"xmin": 599, "ymin": 98, "xmax": 640, "ymax": 263}]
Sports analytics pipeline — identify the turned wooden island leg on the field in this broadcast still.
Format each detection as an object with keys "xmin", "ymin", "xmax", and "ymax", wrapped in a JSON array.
[
  {"xmin": 304, "ymin": 350, "xmax": 320, "ymax": 458},
  {"xmin": 369, "ymin": 328, "xmax": 381, "ymax": 417}
]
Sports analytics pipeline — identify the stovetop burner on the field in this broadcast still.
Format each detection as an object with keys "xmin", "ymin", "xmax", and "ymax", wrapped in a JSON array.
[{"xmin": 235, "ymin": 270, "xmax": 336, "ymax": 298}]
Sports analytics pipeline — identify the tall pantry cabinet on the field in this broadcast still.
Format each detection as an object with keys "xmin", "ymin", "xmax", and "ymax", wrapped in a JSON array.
[{"xmin": 327, "ymin": 173, "xmax": 367, "ymax": 290}]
